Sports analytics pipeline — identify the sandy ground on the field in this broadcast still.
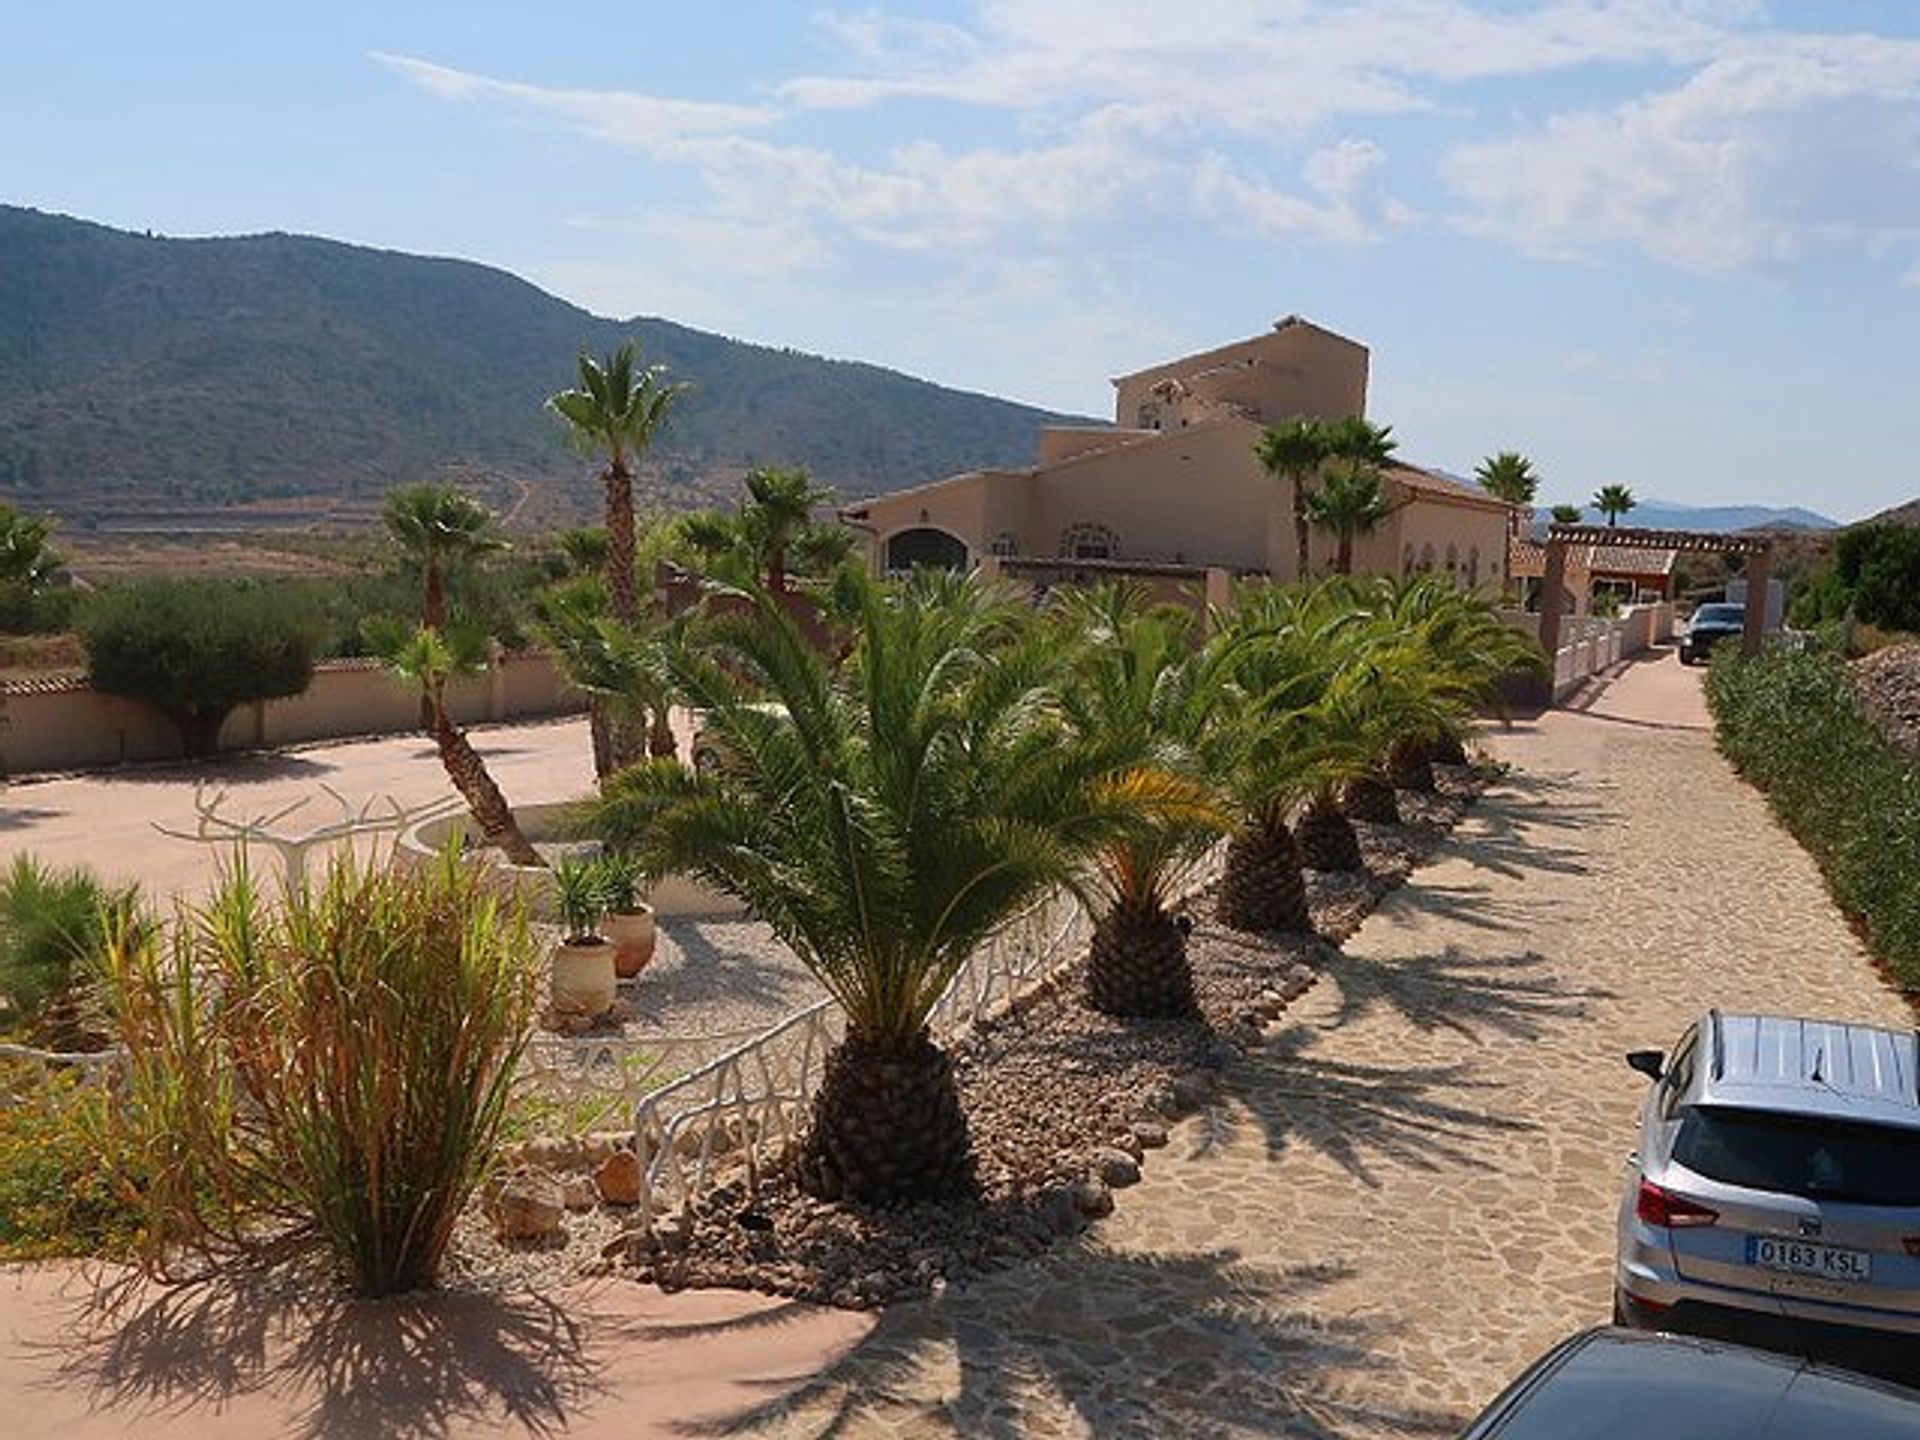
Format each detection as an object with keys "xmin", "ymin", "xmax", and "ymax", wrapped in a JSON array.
[{"xmin": 2, "ymin": 645, "xmax": 1906, "ymax": 1437}]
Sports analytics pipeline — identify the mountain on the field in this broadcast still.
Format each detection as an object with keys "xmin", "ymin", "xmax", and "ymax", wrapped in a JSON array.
[
  {"xmin": 0, "ymin": 206, "xmax": 1085, "ymax": 523},
  {"xmin": 1865, "ymin": 498, "xmax": 1920, "ymax": 528},
  {"xmin": 1537, "ymin": 499, "xmax": 1839, "ymax": 534}
]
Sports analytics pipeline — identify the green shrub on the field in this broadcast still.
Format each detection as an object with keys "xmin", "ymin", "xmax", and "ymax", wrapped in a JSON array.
[
  {"xmin": 1706, "ymin": 648, "xmax": 1920, "ymax": 985},
  {"xmin": 97, "ymin": 852, "xmax": 540, "ymax": 1296},
  {"xmin": 79, "ymin": 577, "xmax": 319, "ymax": 756},
  {"xmin": 0, "ymin": 1062, "xmax": 146, "ymax": 1259},
  {"xmin": 0, "ymin": 854, "xmax": 140, "ymax": 1047}
]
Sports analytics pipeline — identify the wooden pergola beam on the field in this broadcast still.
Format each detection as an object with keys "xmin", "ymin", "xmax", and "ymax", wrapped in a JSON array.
[{"xmin": 1545, "ymin": 524, "xmax": 1775, "ymax": 555}]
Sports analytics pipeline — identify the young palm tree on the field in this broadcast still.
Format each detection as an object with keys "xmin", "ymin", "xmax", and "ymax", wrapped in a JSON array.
[
  {"xmin": 1254, "ymin": 418, "xmax": 1330, "ymax": 582},
  {"xmin": 1305, "ymin": 462, "xmax": 1391, "ymax": 575},
  {"xmin": 1051, "ymin": 586, "xmax": 1233, "ymax": 1017},
  {"xmin": 740, "ymin": 466, "xmax": 835, "ymax": 593},
  {"xmin": 1593, "ymin": 484, "xmax": 1636, "ymax": 527},
  {"xmin": 593, "ymin": 572, "xmax": 1134, "ymax": 1202},
  {"xmin": 546, "ymin": 343, "xmax": 686, "ymax": 626},
  {"xmin": 1549, "ymin": 502, "xmax": 1584, "ymax": 526},
  {"xmin": 538, "ymin": 583, "xmax": 683, "ymax": 766},
  {"xmin": 381, "ymin": 622, "xmax": 542, "ymax": 867},
  {"xmin": 382, "ymin": 484, "xmax": 507, "ymax": 633}
]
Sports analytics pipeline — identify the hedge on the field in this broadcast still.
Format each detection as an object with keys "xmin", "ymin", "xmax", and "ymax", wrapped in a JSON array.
[{"xmin": 1706, "ymin": 647, "xmax": 1920, "ymax": 990}]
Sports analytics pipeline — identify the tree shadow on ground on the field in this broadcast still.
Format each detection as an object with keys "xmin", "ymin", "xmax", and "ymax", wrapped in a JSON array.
[
  {"xmin": 640, "ymin": 921, "xmax": 824, "ymax": 1021},
  {"xmin": 1316, "ymin": 946, "xmax": 1616, "ymax": 1045},
  {"xmin": 36, "ymin": 1270, "xmax": 606, "ymax": 1440},
  {"xmin": 90, "ymin": 752, "xmax": 337, "ymax": 786},
  {"xmin": 1199, "ymin": 1021, "xmax": 1534, "ymax": 1189},
  {"xmin": 680, "ymin": 1249, "xmax": 1463, "ymax": 1440},
  {"xmin": 0, "ymin": 803, "xmax": 63, "ymax": 831}
]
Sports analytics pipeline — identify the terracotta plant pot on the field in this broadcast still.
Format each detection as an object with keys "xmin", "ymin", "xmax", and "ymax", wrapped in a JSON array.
[
  {"xmin": 605, "ymin": 906, "xmax": 657, "ymax": 979},
  {"xmin": 551, "ymin": 938, "xmax": 617, "ymax": 1020}
]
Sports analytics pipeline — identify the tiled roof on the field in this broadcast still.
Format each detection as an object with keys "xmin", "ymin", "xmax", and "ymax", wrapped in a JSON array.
[
  {"xmin": 1507, "ymin": 537, "xmax": 1675, "ymax": 578},
  {"xmin": 1389, "ymin": 465, "xmax": 1515, "ymax": 514}
]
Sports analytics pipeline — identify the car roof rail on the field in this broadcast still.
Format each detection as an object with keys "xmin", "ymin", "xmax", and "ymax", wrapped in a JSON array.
[{"xmin": 1707, "ymin": 1008, "xmax": 1724, "ymax": 1081}]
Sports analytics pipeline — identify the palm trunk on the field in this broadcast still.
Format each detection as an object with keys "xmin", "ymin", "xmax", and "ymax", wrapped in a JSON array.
[
  {"xmin": 1218, "ymin": 815, "xmax": 1312, "ymax": 935},
  {"xmin": 431, "ymin": 707, "xmax": 543, "ymax": 867},
  {"xmin": 767, "ymin": 545, "xmax": 786, "ymax": 595},
  {"xmin": 1336, "ymin": 533, "xmax": 1354, "ymax": 575},
  {"xmin": 1087, "ymin": 897, "xmax": 1197, "ymax": 1018},
  {"xmin": 1387, "ymin": 735, "xmax": 1436, "ymax": 792},
  {"xmin": 1340, "ymin": 774, "xmax": 1401, "ymax": 825},
  {"xmin": 1296, "ymin": 795, "xmax": 1364, "ymax": 872},
  {"xmin": 1292, "ymin": 469, "xmax": 1312, "ymax": 581},
  {"xmin": 797, "ymin": 1028, "xmax": 973, "ymax": 1203},
  {"xmin": 604, "ymin": 457, "xmax": 638, "ymax": 627},
  {"xmin": 418, "ymin": 568, "xmax": 443, "ymax": 732}
]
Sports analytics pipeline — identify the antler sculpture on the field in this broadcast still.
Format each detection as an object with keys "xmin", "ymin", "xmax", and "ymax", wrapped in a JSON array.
[{"xmin": 154, "ymin": 781, "xmax": 465, "ymax": 884}]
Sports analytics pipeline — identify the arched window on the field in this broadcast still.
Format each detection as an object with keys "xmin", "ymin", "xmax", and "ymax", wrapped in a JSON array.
[
  {"xmin": 885, "ymin": 527, "xmax": 969, "ymax": 573},
  {"xmin": 1445, "ymin": 543, "xmax": 1459, "ymax": 575},
  {"xmin": 1419, "ymin": 543, "xmax": 1436, "ymax": 573},
  {"xmin": 1402, "ymin": 544, "xmax": 1416, "ymax": 575},
  {"xmin": 1059, "ymin": 522, "xmax": 1119, "ymax": 561},
  {"xmin": 989, "ymin": 531, "xmax": 1020, "ymax": 558},
  {"xmin": 1466, "ymin": 546, "xmax": 1480, "ymax": 587}
]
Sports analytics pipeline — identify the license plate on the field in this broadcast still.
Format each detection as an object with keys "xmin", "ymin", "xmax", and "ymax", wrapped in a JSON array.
[{"xmin": 1746, "ymin": 1235, "xmax": 1872, "ymax": 1283}]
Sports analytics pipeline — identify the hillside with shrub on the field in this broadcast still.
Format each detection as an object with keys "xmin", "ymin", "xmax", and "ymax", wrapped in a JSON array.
[{"xmin": 0, "ymin": 206, "xmax": 1080, "ymax": 518}]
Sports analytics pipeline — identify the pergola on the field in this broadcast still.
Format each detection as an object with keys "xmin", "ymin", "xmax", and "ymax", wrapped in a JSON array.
[{"xmin": 1538, "ymin": 524, "xmax": 1775, "ymax": 660}]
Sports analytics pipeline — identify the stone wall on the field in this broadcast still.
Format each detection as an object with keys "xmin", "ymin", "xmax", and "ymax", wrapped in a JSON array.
[{"xmin": 0, "ymin": 650, "xmax": 582, "ymax": 776}]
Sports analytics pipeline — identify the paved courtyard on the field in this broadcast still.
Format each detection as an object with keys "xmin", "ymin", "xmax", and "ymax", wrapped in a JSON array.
[{"xmin": 3, "ymin": 648, "xmax": 1910, "ymax": 1436}]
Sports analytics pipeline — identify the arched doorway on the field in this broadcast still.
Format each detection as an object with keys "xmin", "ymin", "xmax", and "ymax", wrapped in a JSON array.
[{"xmin": 885, "ymin": 526, "xmax": 969, "ymax": 572}]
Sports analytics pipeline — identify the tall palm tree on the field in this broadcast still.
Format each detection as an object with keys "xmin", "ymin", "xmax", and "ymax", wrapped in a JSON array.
[
  {"xmin": 593, "ymin": 572, "xmax": 1136, "ymax": 1203},
  {"xmin": 381, "ymin": 623, "xmax": 542, "ymax": 867},
  {"xmin": 382, "ymin": 484, "xmax": 507, "ymax": 633},
  {"xmin": 1254, "ymin": 418, "xmax": 1330, "ymax": 582},
  {"xmin": 546, "ymin": 343, "xmax": 686, "ymax": 626},
  {"xmin": 547, "ymin": 343, "xmax": 687, "ymax": 776},
  {"xmin": 1305, "ymin": 462, "xmax": 1391, "ymax": 575},
  {"xmin": 1549, "ymin": 503, "xmax": 1584, "ymax": 526},
  {"xmin": 1050, "ymin": 586, "xmax": 1233, "ymax": 1018},
  {"xmin": 1593, "ymin": 484, "xmax": 1636, "ymax": 527},
  {"xmin": 1474, "ymin": 451, "xmax": 1539, "ymax": 508}
]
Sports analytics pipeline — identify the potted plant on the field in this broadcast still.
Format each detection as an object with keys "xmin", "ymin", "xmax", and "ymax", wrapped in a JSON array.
[
  {"xmin": 595, "ymin": 851, "xmax": 657, "ymax": 979},
  {"xmin": 549, "ymin": 854, "xmax": 616, "ymax": 1020}
]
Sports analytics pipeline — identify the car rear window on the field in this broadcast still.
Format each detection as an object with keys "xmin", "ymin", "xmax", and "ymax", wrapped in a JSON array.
[
  {"xmin": 1673, "ymin": 1108, "xmax": 1920, "ymax": 1206},
  {"xmin": 1692, "ymin": 605, "xmax": 1744, "ymax": 625}
]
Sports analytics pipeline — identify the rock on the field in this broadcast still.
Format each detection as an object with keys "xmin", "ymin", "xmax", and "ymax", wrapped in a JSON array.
[
  {"xmin": 1169, "ymin": 1070, "xmax": 1214, "ymax": 1114},
  {"xmin": 596, "ymin": 1148, "xmax": 643, "ymax": 1206},
  {"xmin": 1093, "ymin": 1148, "xmax": 1141, "ymax": 1188},
  {"xmin": 1129, "ymin": 1120, "xmax": 1170, "ymax": 1149},
  {"xmin": 1281, "ymin": 967, "xmax": 1315, "ymax": 1001},
  {"xmin": 1039, "ymin": 1185, "xmax": 1087, "ymax": 1236},
  {"xmin": 1070, "ymin": 1179, "xmax": 1115, "ymax": 1217},
  {"xmin": 581, "ymin": 1130, "xmax": 629, "ymax": 1166},
  {"xmin": 561, "ymin": 1176, "xmax": 599, "ymax": 1211},
  {"xmin": 1112, "ymin": 1130, "xmax": 1145, "ymax": 1160},
  {"xmin": 484, "ymin": 1171, "xmax": 565, "ymax": 1241}
]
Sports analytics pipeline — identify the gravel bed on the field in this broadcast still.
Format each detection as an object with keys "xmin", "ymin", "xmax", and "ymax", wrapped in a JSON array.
[
  {"xmin": 1852, "ymin": 644, "xmax": 1920, "ymax": 759},
  {"xmin": 597, "ymin": 763, "xmax": 1492, "ymax": 1310}
]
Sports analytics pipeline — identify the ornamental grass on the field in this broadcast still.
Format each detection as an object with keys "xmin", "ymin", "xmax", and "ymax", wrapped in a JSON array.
[{"xmin": 96, "ymin": 850, "xmax": 540, "ymax": 1296}]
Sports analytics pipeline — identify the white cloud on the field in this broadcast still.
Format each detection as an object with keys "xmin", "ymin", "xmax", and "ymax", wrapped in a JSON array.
[
  {"xmin": 371, "ymin": 52, "xmax": 776, "ymax": 148},
  {"xmin": 1442, "ymin": 35, "xmax": 1920, "ymax": 271}
]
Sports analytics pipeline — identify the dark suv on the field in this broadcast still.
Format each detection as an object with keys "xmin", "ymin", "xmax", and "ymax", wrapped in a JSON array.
[{"xmin": 1679, "ymin": 602, "xmax": 1745, "ymax": 665}]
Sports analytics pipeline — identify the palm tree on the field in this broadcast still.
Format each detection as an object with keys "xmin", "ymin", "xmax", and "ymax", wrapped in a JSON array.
[
  {"xmin": 382, "ymin": 484, "xmax": 507, "ymax": 632},
  {"xmin": 380, "ymin": 623, "xmax": 542, "ymax": 867},
  {"xmin": 1050, "ymin": 586, "xmax": 1233, "ymax": 1017},
  {"xmin": 1593, "ymin": 484, "xmax": 1636, "ymax": 527},
  {"xmin": 547, "ymin": 343, "xmax": 687, "ymax": 776},
  {"xmin": 1305, "ymin": 462, "xmax": 1391, "ymax": 575},
  {"xmin": 1475, "ymin": 452, "xmax": 1539, "ymax": 508},
  {"xmin": 546, "ymin": 343, "xmax": 687, "ymax": 626},
  {"xmin": 1549, "ymin": 503, "xmax": 1584, "ymax": 526},
  {"xmin": 593, "ymin": 572, "xmax": 1135, "ymax": 1203},
  {"xmin": 1254, "ymin": 418, "xmax": 1330, "ymax": 582},
  {"xmin": 538, "ymin": 582, "xmax": 682, "ymax": 766},
  {"xmin": 740, "ymin": 466, "xmax": 835, "ymax": 593}
]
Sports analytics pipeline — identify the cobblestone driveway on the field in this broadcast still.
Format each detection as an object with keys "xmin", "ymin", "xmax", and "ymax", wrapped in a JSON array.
[{"xmin": 747, "ymin": 654, "xmax": 1912, "ymax": 1438}]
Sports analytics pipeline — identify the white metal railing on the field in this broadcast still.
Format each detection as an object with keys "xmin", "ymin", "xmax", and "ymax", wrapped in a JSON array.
[{"xmin": 626, "ymin": 842, "xmax": 1230, "ymax": 1230}]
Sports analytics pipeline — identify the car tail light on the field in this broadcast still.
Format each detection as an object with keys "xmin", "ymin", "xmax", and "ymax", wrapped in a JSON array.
[
  {"xmin": 1637, "ymin": 1179, "xmax": 1719, "ymax": 1228},
  {"xmin": 1902, "ymin": 1237, "xmax": 1920, "ymax": 1258}
]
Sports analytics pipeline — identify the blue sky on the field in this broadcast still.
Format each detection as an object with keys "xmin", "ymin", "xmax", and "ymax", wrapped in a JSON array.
[{"xmin": 5, "ymin": 1, "xmax": 1919, "ymax": 520}]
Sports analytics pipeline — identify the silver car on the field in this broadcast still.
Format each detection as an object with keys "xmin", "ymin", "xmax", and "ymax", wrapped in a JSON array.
[{"xmin": 1616, "ymin": 1011, "xmax": 1920, "ymax": 1346}]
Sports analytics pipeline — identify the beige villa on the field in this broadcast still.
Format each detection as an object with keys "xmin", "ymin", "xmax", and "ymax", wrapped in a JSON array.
[{"xmin": 839, "ymin": 316, "xmax": 1515, "ymax": 592}]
